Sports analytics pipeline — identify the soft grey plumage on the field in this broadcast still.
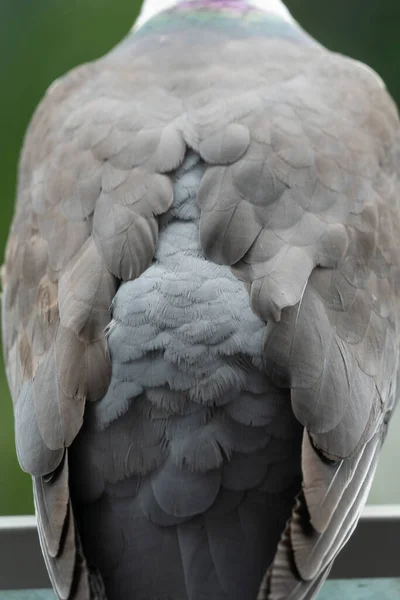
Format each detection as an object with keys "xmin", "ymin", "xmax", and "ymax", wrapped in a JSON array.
[{"xmin": 2, "ymin": 1, "xmax": 400, "ymax": 599}]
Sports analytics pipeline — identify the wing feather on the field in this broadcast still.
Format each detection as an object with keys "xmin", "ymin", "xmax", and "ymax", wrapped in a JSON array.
[
  {"xmin": 194, "ymin": 40, "xmax": 400, "ymax": 598},
  {"xmin": 2, "ymin": 52, "xmax": 186, "ymax": 597}
]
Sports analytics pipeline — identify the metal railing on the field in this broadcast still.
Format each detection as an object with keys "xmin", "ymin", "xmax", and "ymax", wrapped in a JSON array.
[{"xmin": 1, "ymin": 506, "xmax": 400, "ymax": 590}]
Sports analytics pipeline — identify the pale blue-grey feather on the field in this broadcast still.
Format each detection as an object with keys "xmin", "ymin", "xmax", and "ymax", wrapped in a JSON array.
[
  {"xmin": 70, "ymin": 153, "xmax": 301, "ymax": 600},
  {"xmin": 90, "ymin": 157, "xmax": 266, "ymax": 431}
]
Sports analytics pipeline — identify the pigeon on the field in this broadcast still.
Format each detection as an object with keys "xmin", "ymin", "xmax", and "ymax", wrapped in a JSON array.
[{"xmin": 2, "ymin": 0, "xmax": 400, "ymax": 598}]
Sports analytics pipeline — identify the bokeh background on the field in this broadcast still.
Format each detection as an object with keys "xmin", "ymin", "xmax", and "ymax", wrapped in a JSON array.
[{"xmin": 1, "ymin": 0, "xmax": 400, "ymax": 515}]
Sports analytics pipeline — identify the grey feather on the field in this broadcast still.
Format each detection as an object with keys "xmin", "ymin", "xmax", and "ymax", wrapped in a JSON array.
[{"xmin": 15, "ymin": 383, "xmax": 64, "ymax": 476}]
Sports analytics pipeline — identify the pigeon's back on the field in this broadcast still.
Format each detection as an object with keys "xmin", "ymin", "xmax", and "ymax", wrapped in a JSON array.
[
  {"xmin": 69, "ymin": 148, "xmax": 303, "ymax": 600},
  {"xmin": 3, "ymin": 2, "xmax": 400, "ymax": 600}
]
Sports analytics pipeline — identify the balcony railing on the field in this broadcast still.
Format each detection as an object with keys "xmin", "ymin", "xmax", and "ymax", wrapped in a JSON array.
[{"xmin": 1, "ymin": 506, "xmax": 400, "ymax": 596}]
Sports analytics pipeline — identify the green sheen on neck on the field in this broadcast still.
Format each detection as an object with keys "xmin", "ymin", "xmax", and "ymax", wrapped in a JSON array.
[{"xmin": 133, "ymin": 0, "xmax": 294, "ymax": 32}]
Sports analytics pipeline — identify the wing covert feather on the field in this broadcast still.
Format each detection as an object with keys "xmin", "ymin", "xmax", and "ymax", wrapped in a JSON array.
[
  {"xmin": 183, "ymin": 27, "xmax": 400, "ymax": 598},
  {"xmin": 192, "ymin": 37, "xmax": 400, "ymax": 600},
  {"xmin": 2, "ymin": 50, "xmax": 186, "ymax": 598}
]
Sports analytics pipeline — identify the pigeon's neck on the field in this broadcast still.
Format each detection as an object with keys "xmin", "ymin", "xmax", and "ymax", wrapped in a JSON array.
[{"xmin": 134, "ymin": 0, "xmax": 295, "ymax": 31}]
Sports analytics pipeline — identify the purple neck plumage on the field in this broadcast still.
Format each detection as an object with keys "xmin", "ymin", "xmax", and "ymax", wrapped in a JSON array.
[{"xmin": 133, "ymin": 0, "xmax": 294, "ymax": 32}]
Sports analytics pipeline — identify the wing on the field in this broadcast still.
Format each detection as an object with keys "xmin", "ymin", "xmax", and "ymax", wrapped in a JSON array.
[
  {"xmin": 195, "ymin": 50, "xmax": 400, "ymax": 597},
  {"xmin": 1, "ymin": 56, "xmax": 183, "ymax": 597}
]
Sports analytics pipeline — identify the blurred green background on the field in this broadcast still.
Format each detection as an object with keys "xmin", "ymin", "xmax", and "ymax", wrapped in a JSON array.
[{"xmin": 1, "ymin": 0, "xmax": 400, "ymax": 515}]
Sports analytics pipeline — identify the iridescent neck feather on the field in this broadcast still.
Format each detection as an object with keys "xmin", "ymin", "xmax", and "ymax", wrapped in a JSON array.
[{"xmin": 133, "ymin": 0, "xmax": 294, "ymax": 31}]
